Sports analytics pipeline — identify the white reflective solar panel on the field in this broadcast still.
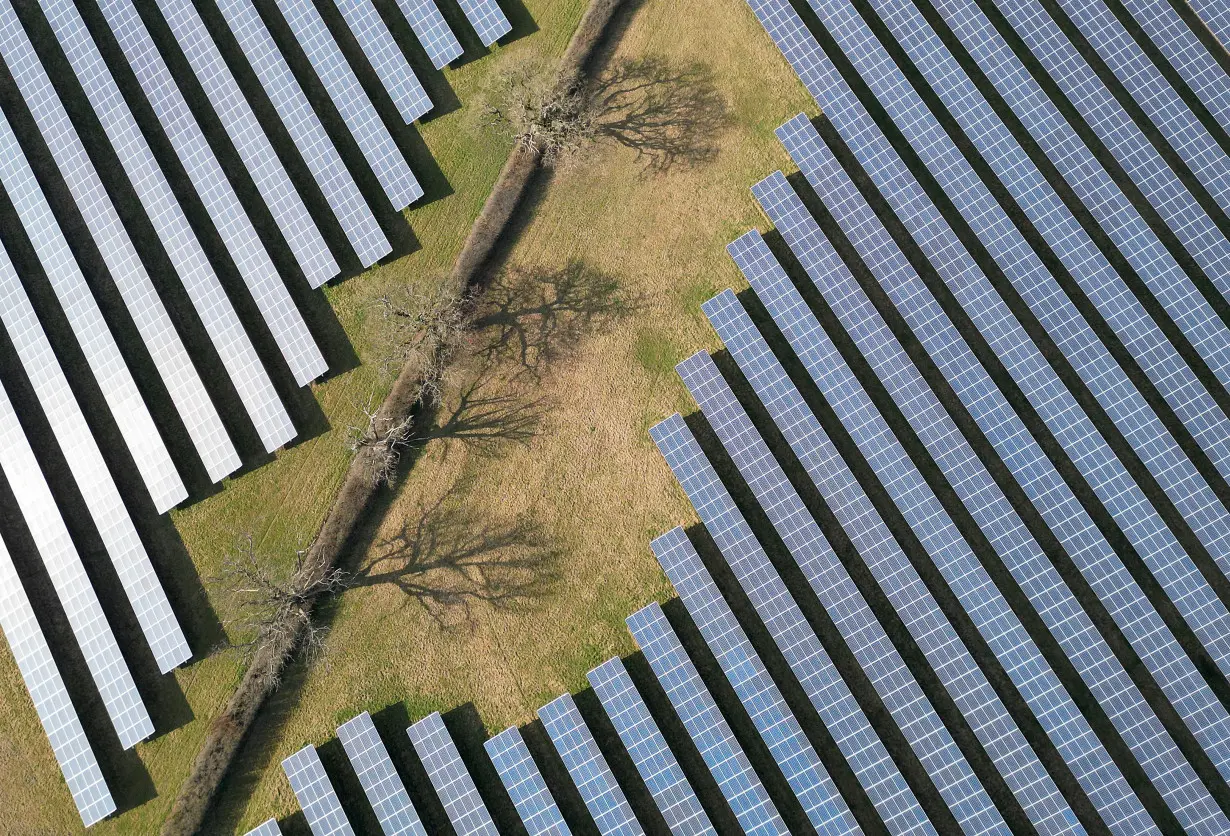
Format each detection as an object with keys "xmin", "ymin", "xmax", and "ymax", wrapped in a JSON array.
[
  {"xmin": 407, "ymin": 712, "xmax": 498, "ymax": 836},
  {"xmin": 151, "ymin": 0, "xmax": 338, "ymax": 286},
  {"xmin": 244, "ymin": 820, "xmax": 283, "ymax": 836},
  {"xmin": 648, "ymin": 529, "xmax": 860, "ymax": 836},
  {"xmin": 211, "ymin": 0, "xmax": 390, "ymax": 269},
  {"xmin": 337, "ymin": 711, "xmax": 426, "ymax": 836},
  {"xmin": 0, "ymin": 104, "xmax": 185, "ymax": 511},
  {"xmin": 35, "ymin": 0, "xmax": 295, "ymax": 452},
  {"xmin": 332, "ymin": 0, "xmax": 431, "ymax": 123},
  {"xmin": 538, "ymin": 695, "xmax": 643, "ymax": 836},
  {"xmin": 626, "ymin": 603, "xmax": 788, "ymax": 836},
  {"xmin": 455, "ymin": 0, "xmax": 510, "ymax": 46},
  {"xmin": 270, "ymin": 0, "xmax": 422, "ymax": 209},
  {"xmin": 981, "ymin": 0, "xmax": 1230, "ymax": 310},
  {"xmin": 0, "ymin": 0, "xmax": 239, "ymax": 485},
  {"xmin": 94, "ymin": 0, "xmax": 326, "ymax": 388},
  {"xmin": 710, "ymin": 240, "xmax": 1147, "ymax": 831},
  {"xmin": 927, "ymin": 0, "xmax": 1230, "ymax": 480},
  {"xmin": 1189, "ymin": 0, "xmax": 1230, "ymax": 47},
  {"xmin": 0, "ymin": 481, "xmax": 113, "ymax": 827},
  {"xmin": 1048, "ymin": 0, "xmax": 1230, "ymax": 220},
  {"xmin": 0, "ymin": 290, "xmax": 152, "ymax": 747},
  {"xmin": 485, "ymin": 726, "xmax": 570, "ymax": 836},
  {"xmin": 799, "ymin": 0, "xmax": 1230, "ymax": 695},
  {"xmin": 283, "ymin": 746, "xmax": 355, "ymax": 836},
  {"xmin": 395, "ymin": 0, "xmax": 462, "ymax": 68},
  {"xmin": 588, "ymin": 657, "xmax": 716, "ymax": 836}
]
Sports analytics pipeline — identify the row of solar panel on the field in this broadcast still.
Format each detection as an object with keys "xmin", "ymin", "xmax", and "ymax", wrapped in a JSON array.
[{"xmin": 0, "ymin": 0, "xmax": 510, "ymax": 826}]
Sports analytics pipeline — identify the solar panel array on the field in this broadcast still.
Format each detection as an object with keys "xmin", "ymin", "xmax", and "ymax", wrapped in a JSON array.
[
  {"xmin": 244, "ymin": 820, "xmax": 283, "ymax": 836},
  {"xmin": 337, "ymin": 711, "xmax": 426, "ymax": 836},
  {"xmin": 396, "ymin": 0, "xmax": 464, "ymax": 68},
  {"xmin": 282, "ymin": 745, "xmax": 355, "ymax": 836},
  {"xmin": 456, "ymin": 0, "xmax": 513, "ymax": 46},
  {"xmin": 407, "ymin": 712, "xmax": 500, "ymax": 836},
  {"xmin": 332, "ymin": 0, "xmax": 432, "ymax": 123},
  {"xmin": 485, "ymin": 726, "xmax": 570, "ymax": 836},
  {"xmin": 1188, "ymin": 0, "xmax": 1230, "ymax": 47}
]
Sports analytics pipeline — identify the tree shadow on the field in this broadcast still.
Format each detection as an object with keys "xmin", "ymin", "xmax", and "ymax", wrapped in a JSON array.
[
  {"xmin": 350, "ymin": 477, "xmax": 561, "ymax": 630},
  {"xmin": 587, "ymin": 55, "xmax": 731, "ymax": 175},
  {"xmin": 471, "ymin": 259, "xmax": 639, "ymax": 381}
]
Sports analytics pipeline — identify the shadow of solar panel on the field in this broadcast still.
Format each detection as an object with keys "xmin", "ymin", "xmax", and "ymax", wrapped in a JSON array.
[
  {"xmin": 0, "ymin": 0, "xmax": 239, "ymax": 486},
  {"xmin": 455, "ymin": 0, "xmax": 511, "ymax": 46},
  {"xmin": 978, "ymin": 0, "xmax": 1230, "ymax": 307},
  {"xmin": 333, "ymin": 0, "xmax": 432, "ymax": 122},
  {"xmin": 485, "ymin": 726, "xmax": 570, "ymax": 835},
  {"xmin": 588, "ymin": 657, "xmax": 716, "ymax": 836},
  {"xmin": 283, "ymin": 745, "xmax": 356, "ymax": 836},
  {"xmin": 395, "ymin": 0, "xmax": 462, "ymax": 68},
  {"xmin": 337, "ymin": 711, "xmax": 427, "ymax": 836},
  {"xmin": 1045, "ymin": 0, "xmax": 1230, "ymax": 218},
  {"xmin": 769, "ymin": 113, "xmax": 1230, "ymax": 825},
  {"xmin": 538, "ymin": 694, "xmax": 643, "ymax": 836},
  {"xmin": 270, "ymin": 0, "xmax": 422, "ymax": 209},
  {"xmin": 94, "ymin": 0, "xmax": 327, "ymax": 389},
  {"xmin": 626, "ymin": 602, "xmax": 788, "ymax": 836},
  {"xmin": 153, "ymin": 0, "xmax": 338, "ymax": 286},
  {"xmin": 211, "ymin": 0, "xmax": 389, "ymax": 269},
  {"xmin": 407, "ymin": 712, "xmax": 499, "ymax": 836},
  {"xmin": 34, "ymin": 0, "xmax": 295, "ymax": 453},
  {"xmin": 648, "ymin": 527, "xmax": 860, "ymax": 836}
]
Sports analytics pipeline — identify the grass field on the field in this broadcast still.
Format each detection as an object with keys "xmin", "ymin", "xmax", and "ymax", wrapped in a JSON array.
[{"xmin": 0, "ymin": 0, "xmax": 814, "ymax": 831}]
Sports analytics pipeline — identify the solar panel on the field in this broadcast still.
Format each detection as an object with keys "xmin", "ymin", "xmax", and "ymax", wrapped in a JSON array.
[
  {"xmin": 455, "ymin": 0, "xmax": 511, "ymax": 46},
  {"xmin": 626, "ymin": 603, "xmax": 789, "ymax": 836},
  {"xmin": 926, "ymin": 0, "xmax": 1230, "ymax": 480},
  {"xmin": 0, "ymin": 480, "xmax": 114, "ymax": 826},
  {"xmin": 92, "ymin": 0, "xmax": 326, "ymax": 389},
  {"xmin": 332, "ymin": 0, "xmax": 432, "ymax": 123},
  {"xmin": 211, "ymin": 0, "xmax": 390, "ymax": 269},
  {"xmin": 394, "ymin": 0, "xmax": 462, "ymax": 68},
  {"xmin": 34, "ymin": 0, "xmax": 295, "ymax": 452},
  {"xmin": 1116, "ymin": 0, "xmax": 1230, "ymax": 138},
  {"xmin": 244, "ymin": 820, "xmax": 283, "ymax": 836},
  {"xmin": 714, "ymin": 237, "xmax": 1150, "ymax": 831},
  {"xmin": 0, "ymin": 0, "xmax": 239, "ymax": 485},
  {"xmin": 647, "ymin": 528, "xmax": 861, "ymax": 836},
  {"xmin": 0, "ymin": 299, "xmax": 152, "ymax": 747},
  {"xmin": 337, "ymin": 711, "xmax": 426, "ymax": 836},
  {"xmin": 797, "ymin": 0, "xmax": 1230, "ymax": 695},
  {"xmin": 747, "ymin": 1, "xmax": 1230, "ymax": 783},
  {"xmin": 977, "ymin": 0, "xmax": 1230, "ymax": 310},
  {"xmin": 485, "ymin": 726, "xmax": 570, "ymax": 836},
  {"xmin": 282, "ymin": 746, "xmax": 355, "ymax": 836},
  {"xmin": 1189, "ymin": 0, "xmax": 1230, "ymax": 47},
  {"xmin": 0, "ymin": 104, "xmax": 184, "ymax": 511},
  {"xmin": 1045, "ymin": 0, "xmax": 1230, "ymax": 220},
  {"xmin": 767, "ymin": 113, "xmax": 1230, "ymax": 824},
  {"xmin": 407, "ymin": 712, "xmax": 499, "ymax": 836},
  {"xmin": 587, "ymin": 657, "xmax": 716, "ymax": 836},
  {"xmin": 150, "ymin": 0, "xmax": 338, "ymax": 286},
  {"xmin": 269, "ymin": 0, "xmax": 423, "ymax": 209},
  {"xmin": 538, "ymin": 694, "xmax": 642, "ymax": 836},
  {"xmin": 650, "ymin": 411, "xmax": 1011, "ymax": 836}
]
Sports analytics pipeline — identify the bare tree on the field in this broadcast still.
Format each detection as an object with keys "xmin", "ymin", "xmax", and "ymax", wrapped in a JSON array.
[
  {"xmin": 480, "ymin": 60, "xmax": 596, "ymax": 162},
  {"xmin": 214, "ymin": 535, "xmax": 349, "ymax": 685}
]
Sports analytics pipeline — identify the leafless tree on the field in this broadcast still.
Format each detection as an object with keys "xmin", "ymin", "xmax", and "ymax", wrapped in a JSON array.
[
  {"xmin": 214, "ymin": 535, "xmax": 349, "ymax": 684},
  {"xmin": 481, "ymin": 60, "xmax": 596, "ymax": 162}
]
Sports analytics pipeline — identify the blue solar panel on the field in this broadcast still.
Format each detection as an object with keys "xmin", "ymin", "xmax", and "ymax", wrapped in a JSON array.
[
  {"xmin": 926, "ymin": 0, "xmax": 1230, "ymax": 484},
  {"xmin": 588, "ymin": 657, "xmax": 716, "ymax": 836},
  {"xmin": 794, "ymin": 0, "xmax": 1230, "ymax": 689},
  {"xmin": 283, "ymin": 746, "xmax": 355, "ymax": 835},
  {"xmin": 485, "ymin": 726, "xmax": 570, "ymax": 836},
  {"xmin": 407, "ymin": 713, "xmax": 498, "ymax": 836},
  {"xmin": 765, "ymin": 112, "xmax": 1230, "ymax": 824},
  {"xmin": 627, "ymin": 603, "xmax": 789, "ymax": 836},
  {"xmin": 1189, "ymin": 0, "xmax": 1230, "ymax": 48},
  {"xmin": 212, "ymin": 0, "xmax": 390, "ymax": 269},
  {"xmin": 1116, "ymin": 0, "xmax": 1230, "ymax": 138},
  {"xmin": 648, "ymin": 528, "xmax": 860, "ymax": 836},
  {"xmin": 93, "ymin": 0, "xmax": 328, "ymax": 388},
  {"xmin": 975, "ymin": 0, "xmax": 1230, "ymax": 312},
  {"xmin": 538, "ymin": 694, "xmax": 643, "ymax": 835},
  {"xmin": 718, "ymin": 231, "xmax": 1153, "ymax": 831},
  {"xmin": 1047, "ymin": 0, "xmax": 1230, "ymax": 221},
  {"xmin": 332, "ymin": 0, "xmax": 432, "ymax": 123},
  {"xmin": 395, "ymin": 0, "xmax": 462, "ymax": 68},
  {"xmin": 244, "ymin": 819, "xmax": 283, "ymax": 836},
  {"xmin": 337, "ymin": 712, "xmax": 426, "ymax": 836},
  {"xmin": 455, "ymin": 0, "xmax": 511, "ymax": 46}
]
